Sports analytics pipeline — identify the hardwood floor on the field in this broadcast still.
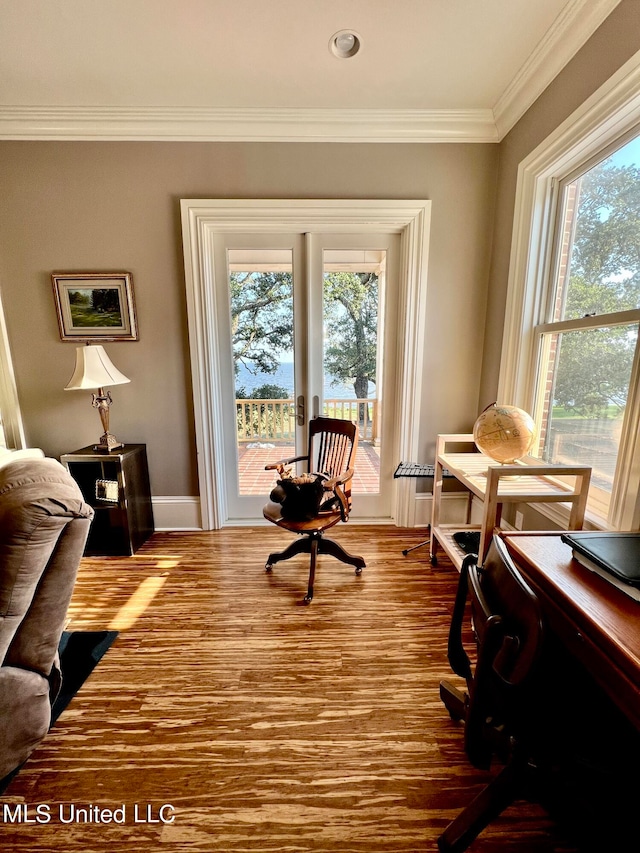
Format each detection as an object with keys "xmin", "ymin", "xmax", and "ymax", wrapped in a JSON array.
[{"xmin": 1, "ymin": 525, "xmax": 582, "ymax": 852}]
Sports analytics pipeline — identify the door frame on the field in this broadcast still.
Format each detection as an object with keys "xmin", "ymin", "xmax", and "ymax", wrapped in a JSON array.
[{"xmin": 180, "ymin": 198, "xmax": 431, "ymax": 530}]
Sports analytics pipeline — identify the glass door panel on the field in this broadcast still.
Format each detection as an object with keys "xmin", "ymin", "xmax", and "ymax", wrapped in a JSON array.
[
  {"xmin": 307, "ymin": 233, "xmax": 399, "ymax": 520},
  {"xmin": 322, "ymin": 250, "xmax": 385, "ymax": 496},
  {"xmin": 228, "ymin": 249, "xmax": 296, "ymax": 498},
  {"xmin": 214, "ymin": 234, "xmax": 305, "ymax": 522}
]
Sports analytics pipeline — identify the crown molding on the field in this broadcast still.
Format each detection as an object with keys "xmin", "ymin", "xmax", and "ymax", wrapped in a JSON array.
[
  {"xmin": 493, "ymin": 0, "xmax": 623, "ymax": 139},
  {"xmin": 0, "ymin": 105, "xmax": 499, "ymax": 143},
  {"xmin": 0, "ymin": 0, "xmax": 622, "ymax": 145}
]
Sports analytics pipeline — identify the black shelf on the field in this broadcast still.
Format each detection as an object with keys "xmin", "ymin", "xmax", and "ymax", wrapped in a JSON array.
[{"xmin": 61, "ymin": 444, "xmax": 154, "ymax": 556}]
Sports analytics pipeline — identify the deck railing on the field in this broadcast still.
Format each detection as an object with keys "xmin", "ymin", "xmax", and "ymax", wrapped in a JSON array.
[{"xmin": 236, "ymin": 398, "xmax": 378, "ymax": 443}]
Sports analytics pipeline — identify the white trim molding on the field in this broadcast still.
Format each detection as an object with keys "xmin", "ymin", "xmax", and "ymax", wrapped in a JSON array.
[
  {"xmin": 0, "ymin": 106, "xmax": 498, "ymax": 144},
  {"xmin": 180, "ymin": 199, "xmax": 431, "ymax": 530},
  {"xmin": 0, "ymin": 287, "xmax": 26, "ymax": 449},
  {"xmin": 493, "ymin": 0, "xmax": 623, "ymax": 138},
  {"xmin": 152, "ymin": 497, "xmax": 202, "ymax": 531}
]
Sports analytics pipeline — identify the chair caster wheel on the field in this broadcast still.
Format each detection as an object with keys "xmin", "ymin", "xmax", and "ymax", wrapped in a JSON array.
[
  {"xmin": 430, "ymin": 555, "xmax": 438, "ymax": 566},
  {"xmin": 265, "ymin": 563, "xmax": 273, "ymax": 573},
  {"xmin": 303, "ymin": 594, "xmax": 313, "ymax": 604},
  {"xmin": 402, "ymin": 549, "xmax": 409, "ymax": 556},
  {"xmin": 355, "ymin": 567, "xmax": 363, "ymax": 575}
]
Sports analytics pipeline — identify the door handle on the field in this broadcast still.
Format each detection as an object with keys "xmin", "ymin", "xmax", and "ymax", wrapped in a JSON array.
[{"xmin": 297, "ymin": 395, "xmax": 305, "ymax": 426}]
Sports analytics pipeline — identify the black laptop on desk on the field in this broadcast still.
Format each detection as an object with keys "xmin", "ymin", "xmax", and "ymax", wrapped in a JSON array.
[{"xmin": 561, "ymin": 532, "xmax": 640, "ymax": 601}]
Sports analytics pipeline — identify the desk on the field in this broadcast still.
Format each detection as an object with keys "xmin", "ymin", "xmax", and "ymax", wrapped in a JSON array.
[{"xmin": 502, "ymin": 532, "xmax": 640, "ymax": 731}]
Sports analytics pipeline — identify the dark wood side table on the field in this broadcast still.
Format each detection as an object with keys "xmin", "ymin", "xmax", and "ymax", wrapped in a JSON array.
[{"xmin": 61, "ymin": 444, "xmax": 154, "ymax": 556}]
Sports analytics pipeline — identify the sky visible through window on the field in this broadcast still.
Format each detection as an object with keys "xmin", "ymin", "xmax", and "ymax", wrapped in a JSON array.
[{"xmin": 609, "ymin": 136, "xmax": 640, "ymax": 167}]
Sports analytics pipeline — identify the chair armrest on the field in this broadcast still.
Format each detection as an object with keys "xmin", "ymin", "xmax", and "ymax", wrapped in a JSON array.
[
  {"xmin": 322, "ymin": 468, "xmax": 354, "ymax": 521},
  {"xmin": 265, "ymin": 454, "xmax": 308, "ymax": 471},
  {"xmin": 323, "ymin": 467, "xmax": 355, "ymax": 489}
]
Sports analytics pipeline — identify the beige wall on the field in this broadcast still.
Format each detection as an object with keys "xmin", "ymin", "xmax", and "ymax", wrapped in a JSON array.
[
  {"xmin": 3, "ymin": 1, "xmax": 638, "ymax": 511},
  {"xmin": 0, "ymin": 141, "xmax": 497, "ymax": 500},
  {"xmin": 480, "ymin": 0, "xmax": 640, "ymax": 408}
]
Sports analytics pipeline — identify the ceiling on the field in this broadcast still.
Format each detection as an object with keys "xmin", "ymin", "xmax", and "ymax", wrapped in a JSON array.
[{"xmin": 0, "ymin": 0, "xmax": 622, "ymax": 142}]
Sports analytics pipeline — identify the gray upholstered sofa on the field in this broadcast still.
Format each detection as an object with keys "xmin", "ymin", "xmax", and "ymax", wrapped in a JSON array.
[{"xmin": 0, "ymin": 453, "xmax": 93, "ymax": 781}]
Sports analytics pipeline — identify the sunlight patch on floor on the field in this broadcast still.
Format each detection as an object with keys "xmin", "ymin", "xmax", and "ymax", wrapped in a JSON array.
[{"xmin": 108, "ymin": 574, "xmax": 169, "ymax": 631}]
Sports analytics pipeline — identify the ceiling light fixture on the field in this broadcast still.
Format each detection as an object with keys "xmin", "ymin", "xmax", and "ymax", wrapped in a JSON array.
[{"xmin": 329, "ymin": 30, "xmax": 361, "ymax": 59}]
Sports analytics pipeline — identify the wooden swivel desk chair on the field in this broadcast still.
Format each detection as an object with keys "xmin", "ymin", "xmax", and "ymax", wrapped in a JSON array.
[
  {"xmin": 438, "ymin": 535, "xmax": 547, "ymax": 853},
  {"xmin": 263, "ymin": 416, "xmax": 365, "ymax": 603}
]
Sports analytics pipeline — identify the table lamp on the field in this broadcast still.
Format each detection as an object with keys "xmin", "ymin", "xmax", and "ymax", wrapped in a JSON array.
[{"xmin": 65, "ymin": 344, "xmax": 130, "ymax": 452}]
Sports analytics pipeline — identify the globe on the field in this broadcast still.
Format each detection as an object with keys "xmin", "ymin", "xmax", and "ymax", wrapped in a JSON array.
[{"xmin": 473, "ymin": 404, "xmax": 536, "ymax": 464}]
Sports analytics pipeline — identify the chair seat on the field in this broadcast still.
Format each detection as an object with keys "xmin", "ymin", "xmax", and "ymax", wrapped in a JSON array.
[{"xmin": 263, "ymin": 500, "xmax": 342, "ymax": 534}]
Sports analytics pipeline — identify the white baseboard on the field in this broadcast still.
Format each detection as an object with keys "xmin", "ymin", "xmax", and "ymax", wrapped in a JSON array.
[
  {"xmin": 150, "ymin": 492, "xmax": 470, "ymax": 532},
  {"xmin": 415, "ymin": 493, "xmax": 432, "ymax": 527},
  {"xmin": 152, "ymin": 497, "xmax": 202, "ymax": 531},
  {"xmin": 414, "ymin": 492, "xmax": 470, "ymax": 527}
]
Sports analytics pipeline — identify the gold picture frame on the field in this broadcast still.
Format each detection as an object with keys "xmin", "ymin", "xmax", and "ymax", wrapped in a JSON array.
[{"xmin": 52, "ymin": 272, "xmax": 138, "ymax": 341}]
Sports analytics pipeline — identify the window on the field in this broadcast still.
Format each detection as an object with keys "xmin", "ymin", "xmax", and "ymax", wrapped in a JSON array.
[
  {"xmin": 0, "ymin": 288, "xmax": 25, "ymax": 450},
  {"xmin": 500, "ymin": 54, "xmax": 640, "ymax": 529},
  {"xmin": 534, "ymin": 138, "xmax": 640, "ymax": 520}
]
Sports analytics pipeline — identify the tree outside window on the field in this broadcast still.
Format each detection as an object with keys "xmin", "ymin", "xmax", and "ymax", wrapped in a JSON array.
[{"xmin": 536, "ymin": 136, "xmax": 640, "ymax": 517}]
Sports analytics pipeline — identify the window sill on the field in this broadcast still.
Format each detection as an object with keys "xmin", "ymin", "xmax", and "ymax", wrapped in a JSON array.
[{"xmin": 527, "ymin": 499, "xmax": 609, "ymax": 532}]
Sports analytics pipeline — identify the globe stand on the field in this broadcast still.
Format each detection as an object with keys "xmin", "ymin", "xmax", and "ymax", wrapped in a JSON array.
[
  {"xmin": 494, "ymin": 462, "xmax": 524, "ymax": 481},
  {"xmin": 476, "ymin": 463, "xmax": 524, "ymax": 481}
]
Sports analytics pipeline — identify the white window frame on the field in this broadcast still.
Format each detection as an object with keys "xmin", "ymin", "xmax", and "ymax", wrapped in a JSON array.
[
  {"xmin": 0, "ymin": 287, "xmax": 26, "ymax": 450},
  {"xmin": 499, "ymin": 49, "xmax": 640, "ymax": 530}
]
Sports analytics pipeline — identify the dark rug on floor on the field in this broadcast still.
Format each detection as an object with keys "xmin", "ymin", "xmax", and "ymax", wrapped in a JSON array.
[{"xmin": 51, "ymin": 629, "xmax": 118, "ymax": 724}]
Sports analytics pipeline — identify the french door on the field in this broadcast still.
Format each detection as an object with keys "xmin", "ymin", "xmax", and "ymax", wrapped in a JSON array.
[
  {"xmin": 181, "ymin": 198, "xmax": 431, "ymax": 531},
  {"xmin": 213, "ymin": 230, "xmax": 400, "ymax": 522}
]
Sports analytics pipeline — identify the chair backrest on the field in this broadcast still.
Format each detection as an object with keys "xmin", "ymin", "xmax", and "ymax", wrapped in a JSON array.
[
  {"xmin": 308, "ymin": 417, "xmax": 358, "ymax": 483},
  {"xmin": 447, "ymin": 536, "xmax": 545, "ymax": 769}
]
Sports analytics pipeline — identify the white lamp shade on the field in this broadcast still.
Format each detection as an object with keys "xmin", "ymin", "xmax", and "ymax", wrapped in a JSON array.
[{"xmin": 64, "ymin": 345, "xmax": 130, "ymax": 390}]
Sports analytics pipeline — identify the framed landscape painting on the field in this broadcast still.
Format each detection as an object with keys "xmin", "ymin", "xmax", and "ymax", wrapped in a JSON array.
[{"xmin": 52, "ymin": 272, "xmax": 138, "ymax": 341}]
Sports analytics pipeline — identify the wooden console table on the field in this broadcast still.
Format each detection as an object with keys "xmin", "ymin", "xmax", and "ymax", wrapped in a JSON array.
[{"xmin": 429, "ymin": 434, "xmax": 591, "ymax": 569}]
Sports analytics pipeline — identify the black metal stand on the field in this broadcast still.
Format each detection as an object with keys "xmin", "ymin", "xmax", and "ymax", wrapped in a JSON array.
[
  {"xmin": 402, "ymin": 529, "xmax": 431, "ymax": 556},
  {"xmin": 393, "ymin": 462, "xmax": 440, "ymax": 556}
]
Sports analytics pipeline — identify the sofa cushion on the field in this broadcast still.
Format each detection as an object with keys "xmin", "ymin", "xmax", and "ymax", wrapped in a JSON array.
[
  {"xmin": 0, "ymin": 447, "xmax": 45, "ymax": 471},
  {"xmin": 0, "ymin": 458, "xmax": 94, "ymax": 673}
]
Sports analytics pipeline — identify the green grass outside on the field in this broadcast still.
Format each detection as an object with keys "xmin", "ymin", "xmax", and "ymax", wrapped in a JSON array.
[{"xmin": 551, "ymin": 405, "xmax": 623, "ymax": 420}]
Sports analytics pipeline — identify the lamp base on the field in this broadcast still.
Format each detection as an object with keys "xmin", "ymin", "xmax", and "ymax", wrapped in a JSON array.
[{"xmin": 94, "ymin": 432, "xmax": 125, "ymax": 453}]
